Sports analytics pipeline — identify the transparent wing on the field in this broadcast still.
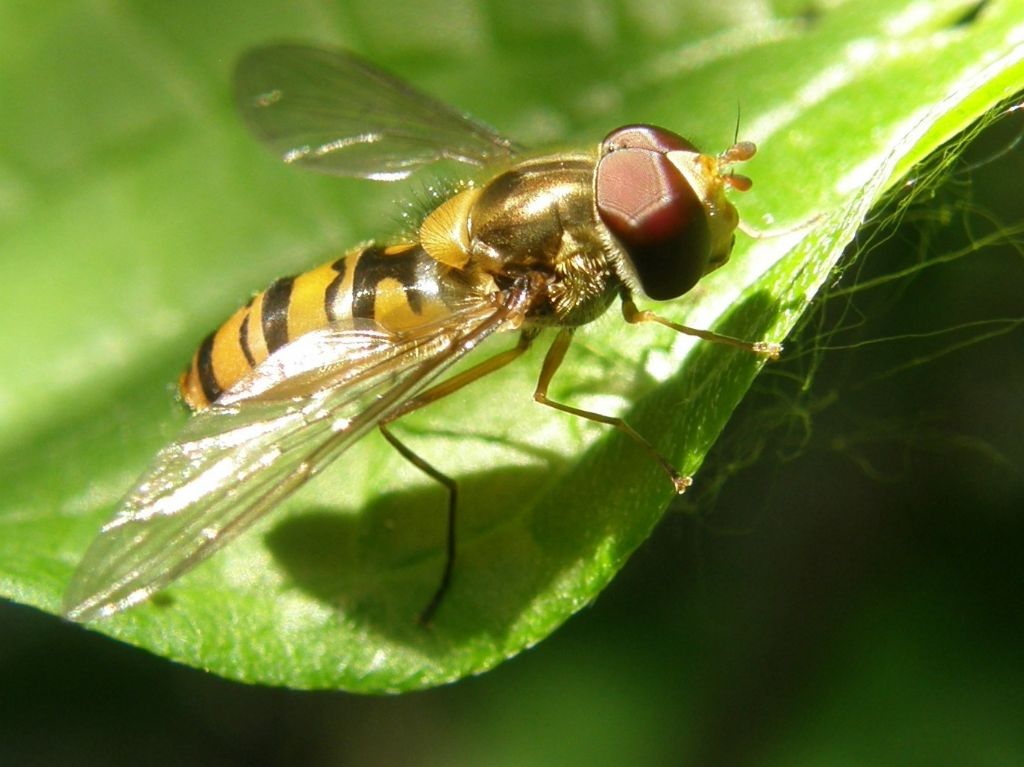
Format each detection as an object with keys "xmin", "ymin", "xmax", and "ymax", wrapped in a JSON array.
[
  {"xmin": 64, "ymin": 284, "xmax": 534, "ymax": 622},
  {"xmin": 234, "ymin": 44, "xmax": 520, "ymax": 180}
]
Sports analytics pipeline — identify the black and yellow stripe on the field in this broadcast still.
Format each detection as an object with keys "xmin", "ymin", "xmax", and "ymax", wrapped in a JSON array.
[{"xmin": 179, "ymin": 243, "xmax": 456, "ymax": 410}]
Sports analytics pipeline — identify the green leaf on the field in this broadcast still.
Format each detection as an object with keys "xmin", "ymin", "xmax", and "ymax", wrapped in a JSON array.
[{"xmin": 1, "ymin": 0, "xmax": 1021, "ymax": 690}]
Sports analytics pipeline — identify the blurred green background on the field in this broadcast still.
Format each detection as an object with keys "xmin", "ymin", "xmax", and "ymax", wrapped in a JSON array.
[{"xmin": 2, "ymin": 1, "xmax": 1023, "ymax": 764}]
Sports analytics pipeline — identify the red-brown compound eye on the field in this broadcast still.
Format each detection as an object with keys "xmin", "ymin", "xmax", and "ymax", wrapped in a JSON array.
[
  {"xmin": 601, "ymin": 124, "xmax": 698, "ymax": 155},
  {"xmin": 597, "ymin": 125, "xmax": 710, "ymax": 300}
]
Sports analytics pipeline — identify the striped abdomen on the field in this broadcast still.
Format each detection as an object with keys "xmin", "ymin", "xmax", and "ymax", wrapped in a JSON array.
[{"xmin": 179, "ymin": 242, "xmax": 458, "ymax": 410}]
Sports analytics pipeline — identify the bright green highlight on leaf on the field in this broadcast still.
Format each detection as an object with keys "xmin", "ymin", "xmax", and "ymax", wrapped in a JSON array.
[{"xmin": 1, "ymin": 0, "xmax": 1021, "ymax": 691}]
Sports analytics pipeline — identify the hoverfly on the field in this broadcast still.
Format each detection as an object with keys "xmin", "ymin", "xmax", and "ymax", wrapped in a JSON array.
[{"xmin": 64, "ymin": 44, "xmax": 778, "ymax": 624}]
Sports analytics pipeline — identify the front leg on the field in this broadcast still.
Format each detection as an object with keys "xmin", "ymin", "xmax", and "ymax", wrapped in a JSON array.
[{"xmin": 620, "ymin": 294, "xmax": 781, "ymax": 360}]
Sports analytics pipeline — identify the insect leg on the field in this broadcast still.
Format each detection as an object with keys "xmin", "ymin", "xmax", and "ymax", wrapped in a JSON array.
[
  {"xmin": 380, "ymin": 330, "xmax": 537, "ymax": 623},
  {"xmin": 620, "ymin": 295, "xmax": 781, "ymax": 359},
  {"xmin": 533, "ymin": 328, "xmax": 691, "ymax": 494},
  {"xmin": 386, "ymin": 330, "xmax": 537, "ymax": 423},
  {"xmin": 378, "ymin": 424, "xmax": 458, "ymax": 625}
]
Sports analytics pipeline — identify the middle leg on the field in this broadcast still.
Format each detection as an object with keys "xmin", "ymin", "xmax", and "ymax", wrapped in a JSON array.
[{"xmin": 532, "ymin": 327, "xmax": 692, "ymax": 494}]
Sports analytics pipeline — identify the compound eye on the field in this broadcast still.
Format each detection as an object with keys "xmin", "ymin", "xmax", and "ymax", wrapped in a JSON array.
[
  {"xmin": 601, "ymin": 124, "xmax": 699, "ymax": 155},
  {"xmin": 596, "ymin": 142, "xmax": 710, "ymax": 300}
]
